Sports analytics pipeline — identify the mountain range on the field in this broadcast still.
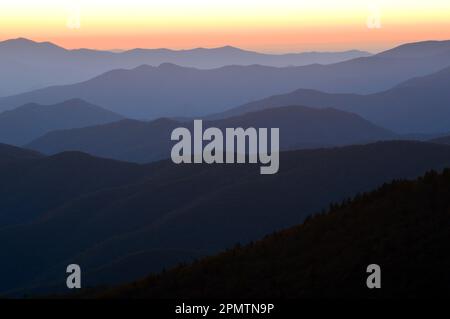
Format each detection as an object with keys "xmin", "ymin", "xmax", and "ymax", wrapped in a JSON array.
[
  {"xmin": 2, "ymin": 140, "xmax": 450, "ymax": 295},
  {"xmin": 0, "ymin": 38, "xmax": 370, "ymax": 97},
  {"xmin": 27, "ymin": 105, "xmax": 395, "ymax": 163},
  {"xmin": 2, "ymin": 37, "xmax": 450, "ymax": 299},
  {"xmin": 1, "ymin": 40, "xmax": 450, "ymax": 118},
  {"xmin": 210, "ymin": 66, "xmax": 450, "ymax": 134},
  {"xmin": 0, "ymin": 99, "xmax": 123, "ymax": 145}
]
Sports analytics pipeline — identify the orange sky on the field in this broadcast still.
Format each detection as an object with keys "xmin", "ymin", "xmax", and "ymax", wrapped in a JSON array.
[{"xmin": 1, "ymin": 0, "xmax": 450, "ymax": 53}]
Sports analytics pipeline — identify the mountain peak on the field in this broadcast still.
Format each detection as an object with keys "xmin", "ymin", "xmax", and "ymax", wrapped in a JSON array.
[
  {"xmin": 0, "ymin": 37, "xmax": 64, "ymax": 51},
  {"xmin": 156, "ymin": 63, "xmax": 196, "ymax": 71},
  {"xmin": 131, "ymin": 64, "xmax": 154, "ymax": 72},
  {"xmin": 2, "ymin": 37, "xmax": 35, "ymax": 44},
  {"xmin": 0, "ymin": 37, "xmax": 35, "ymax": 48},
  {"xmin": 0, "ymin": 99, "xmax": 123, "ymax": 145},
  {"xmin": 158, "ymin": 62, "xmax": 184, "ymax": 69},
  {"xmin": 217, "ymin": 45, "xmax": 243, "ymax": 51},
  {"xmin": 59, "ymin": 98, "xmax": 92, "ymax": 106}
]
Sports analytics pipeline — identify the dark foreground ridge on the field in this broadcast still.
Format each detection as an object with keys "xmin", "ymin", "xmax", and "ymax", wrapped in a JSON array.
[
  {"xmin": 92, "ymin": 169, "xmax": 450, "ymax": 298},
  {"xmin": 2, "ymin": 140, "xmax": 450, "ymax": 296}
]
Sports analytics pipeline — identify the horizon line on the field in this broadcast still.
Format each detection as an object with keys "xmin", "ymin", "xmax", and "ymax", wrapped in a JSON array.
[{"xmin": 0, "ymin": 36, "xmax": 389, "ymax": 55}]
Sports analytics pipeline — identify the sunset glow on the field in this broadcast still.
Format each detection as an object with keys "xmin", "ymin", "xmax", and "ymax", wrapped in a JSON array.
[{"xmin": 1, "ymin": 0, "xmax": 450, "ymax": 52}]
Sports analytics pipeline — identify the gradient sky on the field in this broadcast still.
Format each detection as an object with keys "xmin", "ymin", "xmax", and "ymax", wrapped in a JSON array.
[{"xmin": 1, "ymin": 0, "xmax": 450, "ymax": 53}]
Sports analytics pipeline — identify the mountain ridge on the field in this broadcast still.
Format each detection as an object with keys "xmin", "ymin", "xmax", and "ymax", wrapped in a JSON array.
[
  {"xmin": 0, "ymin": 98, "xmax": 123, "ymax": 145},
  {"xmin": 0, "ymin": 37, "xmax": 371, "ymax": 97},
  {"xmin": 1, "ymin": 39, "xmax": 450, "ymax": 118},
  {"xmin": 92, "ymin": 168, "xmax": 450, "ymax": 299},
  {"xmin": 27, "ymin": 105, "xmax": 396, "ymax": 163},
  {"xmin": 209, "ymin": 65, "xmax": 450, "ymax": 134},
  {"xmin": 0, "ymin": 143, "xmax": 43, "ymax": 165}
]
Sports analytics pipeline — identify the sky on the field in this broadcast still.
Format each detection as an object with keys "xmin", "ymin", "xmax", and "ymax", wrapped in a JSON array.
[{"xmin": 0, "ymin": 0, "xmax": 450, "ymax": 53}]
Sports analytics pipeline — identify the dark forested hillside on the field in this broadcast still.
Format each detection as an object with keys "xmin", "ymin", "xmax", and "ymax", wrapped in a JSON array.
[
  {"xmin": 0, "ymin": 151, "xmax": 150, "ymax": 227},
  {"xmin": 2, "ymin": 141, "xmax": 450, "ymax": 296},
  {"xmin": 96, "ymin": 169, "xmax": 450, "ymax": 299}
]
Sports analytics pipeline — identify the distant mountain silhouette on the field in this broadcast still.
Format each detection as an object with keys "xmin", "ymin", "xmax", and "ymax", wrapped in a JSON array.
[
  {"xmin": 209, "ymin": 106, "xmax": 395, "ymax": 148},
  {"xmin": 212, "ymin": 66, "xmax": 450, "ymax": 134},
  {"xmin": 1, "ymin": 40, "xmax": 450, "ymax": 118},
  {"xmin": 430, "ymin": 135, "xmax": 450, "ymax": 145},
  {"xmin": 0, "ymin": 143, "xmax": 42, "ymax": 165},
  {"xmin": 0, "ymin": 37, "xmax": 370, "ymax": 96},
  {"xmin": 2, "ymin": 141, "xmax": 450, "ymax": 295},
  {"xmin": 95, "ymin": 168, "xmax": 450, "ymax": 299},
  {"xmin": 28, "ymin": 118, "xmax": 180, "ymax": 163},
  {"xmin": 0, "ymin": 99, "xmax": 123, "ymax": 145},
  {"xmin": 27, "ymin": 106, "xmax": 396, "ymax": 162}
]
